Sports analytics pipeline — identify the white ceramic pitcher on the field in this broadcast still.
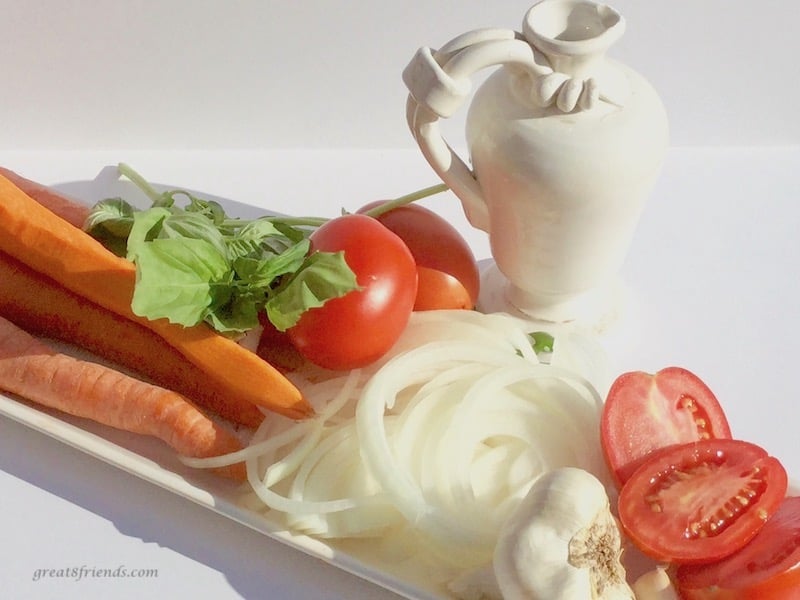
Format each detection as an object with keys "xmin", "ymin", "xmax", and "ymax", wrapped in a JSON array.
[{"xmin": 403, "ymin": 0, "xmax": 669, "ymax": 322}]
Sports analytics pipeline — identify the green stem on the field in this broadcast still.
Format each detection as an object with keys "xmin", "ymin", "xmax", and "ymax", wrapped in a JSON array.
[
  {"xmin": 226, "ymin": 215, "xmax": 328, "ymax": 228},
  {"xmin": 118, "ymin": 162, "xmax": 165, "ymax": 205},
  {"xmin": 362, "ymin": 182, "xmax": 449, "ymax": 218},
  {"xmin": 120, "ymin": 161, "xmax": 448, "ymax": 225}
]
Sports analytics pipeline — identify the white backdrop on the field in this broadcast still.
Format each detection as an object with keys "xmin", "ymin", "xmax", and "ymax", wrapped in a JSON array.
[{"xmin": 1, "ymin": 0, "xmax": 798, "ymax": 150}]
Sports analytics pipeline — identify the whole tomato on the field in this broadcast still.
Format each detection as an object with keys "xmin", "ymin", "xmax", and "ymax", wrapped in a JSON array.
[
  {"xmin": 358, "ymin": 201, "xmax": 480, "ymax": 310},
  {"xmin": 286, "ymin": 214, "xmax": 417, "ymax": 370}
]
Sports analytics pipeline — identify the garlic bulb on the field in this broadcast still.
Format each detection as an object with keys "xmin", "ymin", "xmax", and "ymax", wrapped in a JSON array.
[
  {"xmin": 493, "ymin": 467, "xmax": 634, "ymax": 599},
  {"xmin": 632, "ymin": 567, "xmax": 679, "ymax": 600}
]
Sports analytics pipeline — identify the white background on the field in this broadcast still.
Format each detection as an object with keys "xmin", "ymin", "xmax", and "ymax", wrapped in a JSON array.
[
  {"xmin": 1, "ymin": 0, "xmax": 798, "ymax": 150},
  {"xmin": 1, "ymin": 1, "xmax": 800, "ymax": 599}
]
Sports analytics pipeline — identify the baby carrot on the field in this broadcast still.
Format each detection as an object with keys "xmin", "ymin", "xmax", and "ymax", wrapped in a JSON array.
[
  {"xmin": 0, "ymin": 250, "xmax": 265, "ymax": 429},
  {"xmin": 0, "ymin": 315, "xmax": 246, "ymax": 480},
  {"xmin": 0, "ymin": 173, "xmax": 312, "ymax": 420}
]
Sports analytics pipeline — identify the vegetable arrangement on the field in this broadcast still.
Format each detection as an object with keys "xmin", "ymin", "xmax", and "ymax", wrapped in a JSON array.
[
  {"xmin": 601, "ymin": 367, "xmax": 799, "ymax": 599},
  {"xmin": 85, "ymin": 164, "xmax": 478, "ymax": 370},
  {"xmin": 0, "ymin": 165, "xmax": 482, "ymax": 481},
  {"xmin": 3, "ymin": 165, "xmax": 798, "ymax": 598}
]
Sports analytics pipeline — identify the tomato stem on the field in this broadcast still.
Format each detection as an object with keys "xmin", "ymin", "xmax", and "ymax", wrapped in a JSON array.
[{"xmin": 362, "ymin": 183, "xmax": 449, "ymax": 218}]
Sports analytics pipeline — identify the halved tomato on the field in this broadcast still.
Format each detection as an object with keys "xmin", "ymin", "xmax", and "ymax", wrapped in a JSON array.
[
  {"xmin": 618, "ymin": 438, "xmax": 787, "ymax": 565},
  {"xmin": 601, "ymin": 367, "xmax": 732, "ymax": 487},
  {"xmin": 676, "ymin": 496, "xmax": 800, "ymax": 599}
]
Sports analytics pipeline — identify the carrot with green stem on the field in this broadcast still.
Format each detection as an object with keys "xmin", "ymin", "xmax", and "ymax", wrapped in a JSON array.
[
  {"xmin": 0, "ymin": 173, "xmax": 311, "ymax": 420},
  {"xmin": 0, "ymin": 315, "xmax": 246, "ymax": 480},
  {"xmin": 0, "ymin": 250, "xmax": 265, "ymax": 429}
]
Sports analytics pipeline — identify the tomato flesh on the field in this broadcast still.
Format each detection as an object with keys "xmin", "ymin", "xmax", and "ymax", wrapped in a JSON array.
[
  {"xmin": 601, "ymin": 367, "xmax": 732, "ymax": 487},
  {"xmin": 618, "ymin": 438, "xmax": 787, "ymax": 565},
  {"xmin": 358, "ymin": 201, "xmax": 480, "ymax": 307},
  {"xmin": 677, "ymin": 496, "xmax": 800, "ymax": 599},
  {"xmin": 286, "ymin": 214, "xmax": 417, "ymax": 370}
]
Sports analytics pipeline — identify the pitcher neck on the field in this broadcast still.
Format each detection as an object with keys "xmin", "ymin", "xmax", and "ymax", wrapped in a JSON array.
[{"xmin": 523, "ymin": 0, "xmax": 625, "ymax": 78}]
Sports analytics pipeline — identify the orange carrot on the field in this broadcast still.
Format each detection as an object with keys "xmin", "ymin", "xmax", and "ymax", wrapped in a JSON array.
[
  {"xmin": 0, "ymin": 250, "xmax": 265, "ymax": 429},
  {"xmin": 0, "ymin": 172, "xmax": 312, "ymax": 420},
  {"xmin": 0, "ymin": 167, "xmax": 90, "ymax": 228},
  {"xmin": 0, "ymin": 315, "xmax": 246, "ymax": 480}
]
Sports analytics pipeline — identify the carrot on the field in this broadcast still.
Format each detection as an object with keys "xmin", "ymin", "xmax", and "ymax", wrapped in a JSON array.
[
  {"xmin": 0, "ymin": 315, "xmax": 246, "ymax": 480},
  {"xmin": 0, "ymin": 167, "xmax": 89, "ymax": 228},
  {"xmin": 0, "ymin": 172, "xmax": 312, "ymax": 420},
  {"xmin": 0, "ymin": 250, "xmax": 265, "ymax": 429}
]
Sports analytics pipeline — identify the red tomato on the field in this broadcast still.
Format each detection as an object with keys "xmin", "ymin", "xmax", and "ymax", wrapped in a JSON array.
[
  {"xmin": 358, "ymin": 202, "xmax": 480, "ymax": 308},
  {"xmin": 677, "ymin": 496, "xmax": 800, "ymax": 599},
  {"xmin": 601, "ymin": 367, "xmax": 732, "ymax": 487},
  {"xmin": 414, "ymin": 266, "xmax": 473, "ymax": 311},
  {"xmin": 286, "ymin": 214, "xmax": 417, "ymax": 370},
  {"xmin": 618, "ymin": 438, "xmax": 788, "ymax": 565}
]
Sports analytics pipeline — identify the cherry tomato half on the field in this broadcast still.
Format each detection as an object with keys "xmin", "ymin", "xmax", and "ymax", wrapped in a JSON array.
[
  {"xmin": 677, "ymin": 496, "xmax": 800, "ymax": 599},
  {"xmin": 358, "ymin": 201, "xmax": 480, "ymax": 309},
  {"xmin": 286, "ymin": 214, "xmax": 417, "ymax": 370},
  {"xmin": 601, "ymin": 367, "xmax": 732, "ymax": 487},
  {"xmin": 618, "ymin": 438, "xmax": 788, "ymax": 565}
]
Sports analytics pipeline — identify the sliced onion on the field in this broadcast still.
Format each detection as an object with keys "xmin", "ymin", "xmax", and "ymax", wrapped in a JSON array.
[{"xmin": 180, "ymin": 310, "xmax": 611, "ymax": 570}]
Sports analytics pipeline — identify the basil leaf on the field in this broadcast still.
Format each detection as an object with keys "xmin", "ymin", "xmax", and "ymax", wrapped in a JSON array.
[
  {"xmin": 83, "ymin": 198, "xmax": 138, "ymax": 256},
  {"xmin": 204, "ymin": 289, "xmax": 262, "ymax": 333},
  {"xmin": 130, "ymin": 237, "xmax": 231, "ymax": 327},
  {"xmin": 266, "ymin": 250, "xmax": 360, "ymax": 331},
  {"xmin": 161, "ymin": 211, "xmax": 229, "ymax": 258},
  {"xmin": 226, "ymin": 218, "xmax": 285, "ymax": 259},
  {"xmin": 126, "ymin": 207, "xmax": 171, "ymax": 261},
  {"xmin": 233, "ymin": 238, "xmax": 311, "ymax": 287}
]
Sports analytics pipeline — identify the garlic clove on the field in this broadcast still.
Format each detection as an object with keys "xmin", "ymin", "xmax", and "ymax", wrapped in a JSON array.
[
  {"xmin": 493, "ymin": 467, "xmax": 634, "ymax": 599},
  {"xmin": 632, "ymin": 567, "xmax": 679, "ymax": 600}
]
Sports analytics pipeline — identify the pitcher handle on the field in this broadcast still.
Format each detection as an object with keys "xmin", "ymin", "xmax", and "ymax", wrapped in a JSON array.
[{"xmin": 403, "ymin": 29, "xmax": 551, "ymax": 232}]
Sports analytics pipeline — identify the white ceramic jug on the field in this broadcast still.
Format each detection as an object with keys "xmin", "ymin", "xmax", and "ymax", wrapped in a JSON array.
[{"xmin": 404, "ymin": 0, "xmax": 669, "ymax": 322}]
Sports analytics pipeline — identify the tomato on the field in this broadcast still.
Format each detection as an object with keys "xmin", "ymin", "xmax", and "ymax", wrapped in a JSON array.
[
  {"xmin": 286, "ymin": 214, "xmax": 417, "ymax": 370},
  {"xmin": 601, "ymin": 367, "xmax": 732, "ymax": 487},
  {"xmin": 677, "ymin": 496, "xmax": 800, "ymax": 599},
  {"xmin": 358, "ymin": 201, "xmax": 480, "ymax": 308},
  {"xmin": 414, "ymin": 266, "xmax": 473, "ymax": 311},
  {"xmin": 618, "ymin": 438, "xmax": 788, "ymax": 565}
]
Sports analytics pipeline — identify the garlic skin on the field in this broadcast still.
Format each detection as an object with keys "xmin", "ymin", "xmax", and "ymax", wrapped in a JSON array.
[
  {"xmin": 493, "ymin": 467, "xmax": 634, "ymax": 599},
  {"xmin": 632, "ymin": 567, "xmax": 679, "ymax": 600}
]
